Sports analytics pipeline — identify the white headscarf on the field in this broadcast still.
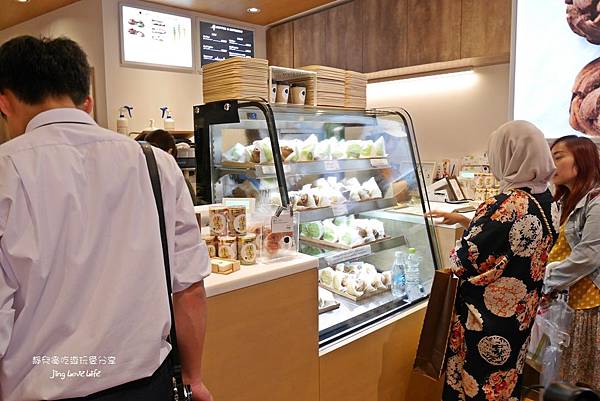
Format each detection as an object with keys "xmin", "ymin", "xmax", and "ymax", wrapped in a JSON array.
[{"xmin": 487, "ymin": 120, "xmax": 555, "ymax": 194}]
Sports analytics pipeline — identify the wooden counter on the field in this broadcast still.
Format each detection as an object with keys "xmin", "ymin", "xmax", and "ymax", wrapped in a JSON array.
[
  {"xmin": 200, "ymin": 255, "xmax": 442, "ymax": 401},
  {"xmin": 319, "ymin": 302, "xmax": 443, "ymax": 401},
  {"xmin": 201, "ymin": 268, "xmax": 319, "ymax": 401}
]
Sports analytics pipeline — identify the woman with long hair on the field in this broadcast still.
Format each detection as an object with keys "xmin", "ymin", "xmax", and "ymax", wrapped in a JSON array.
[
  {"xmin": 544, "ymin": 135, "xmax": 600, "ymax": 389},
  {"xmin": 442, "ymin": 121, "xmax": 558, "ymax": 401}
]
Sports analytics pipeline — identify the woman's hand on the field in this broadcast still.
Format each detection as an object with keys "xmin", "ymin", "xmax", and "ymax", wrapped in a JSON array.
[
  {"xmin": 540, "ymin": 291, "xmax": 558, "ymax": 311},
  {"xmin": 425, "ymin": 211, "xmax": 471, "ymax": 229},
  {"xmin": 191, "ymin": 381, "xmax": 213, "ymax": 401}
]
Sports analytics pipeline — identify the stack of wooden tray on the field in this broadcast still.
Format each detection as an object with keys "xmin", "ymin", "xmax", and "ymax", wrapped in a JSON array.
[
  {"xmin": 202, "ymin": 57, "xmax": 269, "ymax": 103},
  {"xmin": 345, "ymin": 71, "xmax": 367, "ymax": 109},
  {"xmin": 300, "ymin": 65, "xmax": 346, "ymax": 107}
]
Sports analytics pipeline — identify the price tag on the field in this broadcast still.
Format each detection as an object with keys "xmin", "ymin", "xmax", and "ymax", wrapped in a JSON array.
[
  {"xmin": 325, "ymin": 245, "xmax": 372, "ymax": 266},
  {"xmin": 260, "ymin": 165, "xmax": 276, "ymax": 175},
  {"xmin": 271, "ymin": 213, "xmax": 293, "ymax": 234},
  {"xmin": 324, "ymin": 160, "xmax": 340, "ymax": 171},
  {"xmin": 370, "ymin": 159, "xmax": 389, "ymax": 168},
  {"xmin": 259, "ymin": 165, "xmax": 290, "ymax": 175},
  {"xmin": 331, "ymin": 203, "xmax": 348, "ymax": 217}
]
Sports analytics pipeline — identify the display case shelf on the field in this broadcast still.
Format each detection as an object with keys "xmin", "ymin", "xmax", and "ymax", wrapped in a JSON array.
[
  {"xmin": 297, "ymin": 197, "xmax": 396, "ymax": 223},
  {"xmin": 215, "ymin": 158, "xmax": 390, "ymax": 179},
  {"xmin": 301, "ymin": 235, "xmax": 407, "ymax": 268}
]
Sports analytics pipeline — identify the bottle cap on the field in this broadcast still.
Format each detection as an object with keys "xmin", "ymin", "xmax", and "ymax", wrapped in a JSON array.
[{"xmin": 408, "ymin": 248, "xmax": 416, "ymax": 254}]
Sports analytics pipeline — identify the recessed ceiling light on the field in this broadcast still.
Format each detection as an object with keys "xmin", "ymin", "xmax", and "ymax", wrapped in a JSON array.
[
  {"xmin": 246, "ymin": 7, "xmax": 261, "ymax": 14},
  {"xmin": 16, "ymin": 0, "xmax": 30, "ymax": 3}
]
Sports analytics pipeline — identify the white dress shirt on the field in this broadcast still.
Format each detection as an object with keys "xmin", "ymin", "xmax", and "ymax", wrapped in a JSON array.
[{"xmin": 0, "ymin": 109, "xmax": 209, "ymax": 400}]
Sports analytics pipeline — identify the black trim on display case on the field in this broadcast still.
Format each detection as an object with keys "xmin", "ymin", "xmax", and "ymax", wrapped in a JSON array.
[
  {"xmin": 193, "ymin": 99, "xmax": 289, "ymax": 207},
  {"xmin": 193, "ymin": 101, "xmax": 241, "ymax": 204}
]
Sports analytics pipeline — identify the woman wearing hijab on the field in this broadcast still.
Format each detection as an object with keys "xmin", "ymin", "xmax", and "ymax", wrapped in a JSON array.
[
  {"xmin": 442, "ymin": 121, "xmax": 558, "ymax": 401},
  {"xmin": 543, "ymin": 135, "xmax": 600, "ymax": 390}
]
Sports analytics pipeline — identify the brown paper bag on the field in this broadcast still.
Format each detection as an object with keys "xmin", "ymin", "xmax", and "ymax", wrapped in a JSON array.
[{"xmin": 413, "ymin": 270, "xmax": 459, "ymax": 380}]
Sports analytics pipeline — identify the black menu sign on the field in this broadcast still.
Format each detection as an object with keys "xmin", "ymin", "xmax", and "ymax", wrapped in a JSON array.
[{"xmin": 200, "ymin": 22, "xmax": 254, "ymax": 66}]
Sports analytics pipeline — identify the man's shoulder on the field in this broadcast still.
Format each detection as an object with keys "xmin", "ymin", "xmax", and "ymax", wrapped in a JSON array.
[{"xmin": 0, "ymin": 124, "xmax": 132, "ymax": 158}]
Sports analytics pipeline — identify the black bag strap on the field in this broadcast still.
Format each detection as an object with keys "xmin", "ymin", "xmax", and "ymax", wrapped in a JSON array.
[{"xmin": 140, "ymin": 143, "xmax": 184, "ymax": 379}]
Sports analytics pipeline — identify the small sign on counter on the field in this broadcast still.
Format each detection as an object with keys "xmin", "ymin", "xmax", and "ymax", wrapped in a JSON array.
[{"xmin": 271, "ymin": 213, "xmax": 293, "ymax": 234}]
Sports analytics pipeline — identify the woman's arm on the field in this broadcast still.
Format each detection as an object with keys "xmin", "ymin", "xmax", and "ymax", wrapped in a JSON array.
[
  {"xmin": 545, "ymin": 198, "xmax": 600, "ymax": 292},
  {"xmin": 426, "ymin": 211, "xmax": 471, "ymax": 229},
  {"xmin": 449, "ymin": 196, "xmax": 514, "ymax": 284}
]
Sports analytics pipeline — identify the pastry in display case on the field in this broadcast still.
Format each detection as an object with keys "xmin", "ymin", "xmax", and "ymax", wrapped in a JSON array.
[{"xmin": 194, "ymin": 100, "xmax": 439, "ymax": 346}]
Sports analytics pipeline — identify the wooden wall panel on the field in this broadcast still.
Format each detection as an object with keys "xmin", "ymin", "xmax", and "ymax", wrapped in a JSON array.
[
  {"xmin": 461, "ymin": 0, "xmax": 512, "ymax": 58},
  {"xmin": 267, "ymin": 22, "xmax": 294, "ymax": 67},
  {"xmin": 325, "ymin": 0, "xmax": 364, "ymax": 71},
  {"xmin": 294, "ymin": 11, "xmax": 328, "ymax": 67},
  {"xmin": 362, "ymin": 0, "xmax": 408, "ymax": 73},
  {"xmin": 406, "ymin": 0, "xmax": 462, "ymax": 66}
]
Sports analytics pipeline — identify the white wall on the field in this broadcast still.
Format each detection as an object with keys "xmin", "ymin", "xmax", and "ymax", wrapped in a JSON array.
[
  {"xmin": 367, "ymin": 64, "xmax": 510, "ymax": 162},
  {"xmin": 101, "ymin": 0, "xmax": 267, "ymax": 133},
  {"xmin": 0, "ymin": 0, "xmax": 108, "ymax": 127},
  {"xmin": 0, "ymin": 0, "xmax": 266, "ymax": 133}
]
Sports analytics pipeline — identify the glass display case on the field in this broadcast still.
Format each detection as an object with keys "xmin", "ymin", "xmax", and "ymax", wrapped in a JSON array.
[{"xmin": 194, "ymin": 100, "xmax": 440, "ymax": 347}]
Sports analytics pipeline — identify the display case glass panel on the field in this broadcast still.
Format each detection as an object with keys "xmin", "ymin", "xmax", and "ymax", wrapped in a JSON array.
[{"xmin": 194, "ymin": 101, "xmax": 439, "ymax": 346}]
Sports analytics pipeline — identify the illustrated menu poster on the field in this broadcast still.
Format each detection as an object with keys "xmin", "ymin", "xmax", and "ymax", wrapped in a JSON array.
[
  {"xmin": 513, "ymin": 0, "xmax": 600, "ymax": 138},
  {"xmin": 200, "ymin": 22, "xmax": 254, "ymax": 66},
  {"xmin": 121, "ymin": 5, "xmax": 193, "ymax": 68}
]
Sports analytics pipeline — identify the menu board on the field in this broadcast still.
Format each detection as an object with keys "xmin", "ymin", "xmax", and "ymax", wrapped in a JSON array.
[
  {"xmin": 200, "ymin": 22, "xmax": 254, "ymax": 66},
  {"xmin": 121, "ymin": 5, "xmax": 193, "ymax": 69}
]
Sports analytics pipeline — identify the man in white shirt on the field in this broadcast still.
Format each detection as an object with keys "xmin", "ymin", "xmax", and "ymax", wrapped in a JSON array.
[{"xmin": 0, "ymin": 36, "xmax": 212, "ymax": 400}]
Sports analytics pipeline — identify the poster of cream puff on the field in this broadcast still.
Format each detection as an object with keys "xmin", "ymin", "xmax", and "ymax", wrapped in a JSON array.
[{"xmin": 513, "ymin": 0, "xmax": 600, "ymax": 137}]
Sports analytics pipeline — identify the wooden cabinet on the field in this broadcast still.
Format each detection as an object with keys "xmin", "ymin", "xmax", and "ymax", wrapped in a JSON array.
[
  {"xmin": 293, "ymin": 11, "xmax": 327, "ymax": 67},
  {"xmin": 203, "ymin": 269, "xmax": 319, "ymax": 401},
  {"xmin": 362, "ymin": 0, "xmax": 408, "ymax": 73},
  {"xmin": 406, "ymin": 0, "xmax": 462, "ymax": 66},
  {"xmin": 461, "ymin": 0, "xmax": 512, "ymax": 58},
  {"xmin": 265, "ymin": 0, "xmax": 512, "ymax": 75},
  {"xmin": 267, "ymin": 22, "xmax": 294, "ymax": 68},
  {"xmin": 320, "ymin": 304, "xmax": 434, "ymax": 401},
  {"xmin": 325, "ymin": 0, "xmax": 364, "ymax": 71}
]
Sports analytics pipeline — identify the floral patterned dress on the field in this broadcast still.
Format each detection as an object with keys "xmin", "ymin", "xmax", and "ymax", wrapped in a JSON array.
[{"xmin": 442, "ymin": 189, "xmax": 558, "ymax": 401}]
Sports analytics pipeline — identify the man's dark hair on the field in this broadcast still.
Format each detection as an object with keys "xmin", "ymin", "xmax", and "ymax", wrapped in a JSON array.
[
  {"xmin": 0, "ymin": 36, "xmax": 91, "ymax": 105},
  {"xmin": 145, "ymin": 130, "xmax": 177, "ymax": 158}
]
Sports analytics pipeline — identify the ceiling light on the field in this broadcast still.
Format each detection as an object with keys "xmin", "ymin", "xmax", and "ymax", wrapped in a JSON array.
[
  {"xmin": 246, "ymin": 7, "xmax": 261, "ymax": 14},
  {"xmin": 16, "ymin": 0, "xmax": 30, "ymax": 3}
]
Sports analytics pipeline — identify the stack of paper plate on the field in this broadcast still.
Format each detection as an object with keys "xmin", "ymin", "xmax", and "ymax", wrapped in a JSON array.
[
  {"xmin": 344, "ymin": 71, "xmax": 367, "ymax": 109},
  {"xmin": 202, "ymin": 57, "xmax": 269, "ymax": 103},
  {"xmin": 300, "ymin": 65, "xmax": 346, "ymax": 107}
]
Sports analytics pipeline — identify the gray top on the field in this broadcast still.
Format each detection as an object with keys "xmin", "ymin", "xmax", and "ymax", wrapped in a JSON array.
[{"xmin": 544, "ymin": 187, "xmax": 600, "ymax": 292}]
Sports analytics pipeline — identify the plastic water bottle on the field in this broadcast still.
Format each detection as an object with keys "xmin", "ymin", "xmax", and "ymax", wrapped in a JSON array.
[
  {"xmin": 391, "ymin": 251, "xmax": 407, "ymax": 299},
  {"xmin": 405, "ymin": 248, "xmax": 423, "ymax": 301}
]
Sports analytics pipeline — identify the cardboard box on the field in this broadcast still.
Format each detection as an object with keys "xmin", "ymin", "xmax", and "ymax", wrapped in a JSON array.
[{"xmin": 210, "ymin": 258, "xmax": 241, "ymax": 275}]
